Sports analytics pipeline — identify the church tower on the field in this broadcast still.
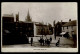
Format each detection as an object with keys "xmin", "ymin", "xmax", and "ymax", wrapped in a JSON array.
[
  {"xmin": 16, "ymin": 12, "xmax": 19, "ymax": 22},
  {"xmin": 53, "ymin": 20, "xmax": 55, "ymax": 27},
  {"xmin": 25, "ymin": 10, "xmax": 32, "ymax": 22}
]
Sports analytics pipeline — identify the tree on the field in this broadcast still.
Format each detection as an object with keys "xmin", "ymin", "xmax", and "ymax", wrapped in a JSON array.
[{"xmin": 48, "ymin": 23, "xmax": 52, "ymax": 27}]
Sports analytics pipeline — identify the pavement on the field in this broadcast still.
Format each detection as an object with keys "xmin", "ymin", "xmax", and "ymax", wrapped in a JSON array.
[{"xmin": 2, "ymin": 35, "xmax": 74, "ymax": 48}]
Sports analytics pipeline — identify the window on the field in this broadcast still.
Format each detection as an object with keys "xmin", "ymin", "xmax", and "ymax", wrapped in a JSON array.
[
  {"xmin": 63, "ymin": 27, "xmax": 64, "ymax": 30},
  {"xmin": 72, "ymin": 26, "xmax": 73, "ymax": 30}
]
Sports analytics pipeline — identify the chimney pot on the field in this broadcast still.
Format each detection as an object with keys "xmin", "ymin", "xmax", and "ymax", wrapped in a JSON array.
[{"xmin": 69, "ymin": 19, "xmax": 71, "ymax": 22}]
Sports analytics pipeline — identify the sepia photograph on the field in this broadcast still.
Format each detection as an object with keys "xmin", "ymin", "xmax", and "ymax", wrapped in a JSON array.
[{"xmin": 1, "ymin": 2, "xmax": 78, "ymax": 52}]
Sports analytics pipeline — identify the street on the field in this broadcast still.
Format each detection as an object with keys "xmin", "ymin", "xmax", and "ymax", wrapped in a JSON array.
[{"xmin": 2, "ymin": 35, "xmax": 74, "ymax": 48}]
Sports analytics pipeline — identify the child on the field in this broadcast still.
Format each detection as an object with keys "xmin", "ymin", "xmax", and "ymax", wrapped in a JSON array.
[{"xmin": 56, "ymin": 38, "xmax": 60, "ymax": 47}]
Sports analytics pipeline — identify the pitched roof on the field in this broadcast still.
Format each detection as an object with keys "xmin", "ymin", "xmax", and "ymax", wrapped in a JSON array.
[
  {"xmin": 3, "ymin": 14, "xmax": 14, "ymax": 17},
  {"xmin": 35, "ymin": 22, "xmax": 47, "ymax": 26},
  {"xmin": 59, "ymin": 22, "xmax": 67, "ymax": 25},
  {"xmin": 63, "ymin": 20, "xmax": 77, "ymax": 27},
  {"xmin": 35, "ymin": 24, "xmax": 47, "ymax": 26},
  {"xmin": 55, "ymin": 22, "xmax": 67, "ymax": 26}
]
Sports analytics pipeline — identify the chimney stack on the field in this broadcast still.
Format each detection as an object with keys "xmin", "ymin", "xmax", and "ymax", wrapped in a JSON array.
[
  {"xmin": 16, "ymin": 12, "xmax": 19, "ymax": 22},
  {"xmin": 69, "ymin": 19, "xmax": 71, "ymax": 22},
  {"xmin": 53, "ymin": 20, "xmax": 55, "ymax": 27},
  {"xmin": 61, "ymin": 20, "xmax": 62, "ymax": 22},
  {"xmin": 61, "ymin": 20, "xmax": 62, "ymax": 23}
]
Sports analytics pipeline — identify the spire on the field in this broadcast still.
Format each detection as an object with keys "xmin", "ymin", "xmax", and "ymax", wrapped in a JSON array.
[
  {"xmin": 27, "ymin": 9, "xmax": 30, "ymax": 17},
  {"xmin": 18, "ymin": 12, "xmax": 19, "ymax": 15},
  {"xmin": 16, "ymin": 12, "xmax": 19, "ymax": 22},
  {"xmin": 25, "ymin": 9, "xmax": 32, "ymax": 22},
  {"xmin": 53, "ymin": 20, "xmax": 55, "ymax": 27}
]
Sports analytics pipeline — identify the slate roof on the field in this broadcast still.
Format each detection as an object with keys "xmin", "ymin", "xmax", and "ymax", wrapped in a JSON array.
[
  {"xmin": 55, "ymin": 22, "xmax": 67, "ymax": 26},
  {"xmin": 62, "ymin": 20, "xmax": 77, "ymax": 27},
  {"xmin": 35, "ymin": 22, "xmax": 47, "ymax": 26},
  {"xmin": 35, "ymin": 24, "xmax": 47, "ymax": 26},
  {"xmin": 3, "ymin": 14, "xmax": 14, "ymax": 17},
  {"xmin": 59, "ymin": 22, "xmax": 67, "ymax": 25}
]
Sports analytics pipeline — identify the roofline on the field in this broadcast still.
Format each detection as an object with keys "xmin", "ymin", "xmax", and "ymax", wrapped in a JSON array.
[{"xmin": 62, "ymin": 25, "xmax": 76, "ymax": 27}]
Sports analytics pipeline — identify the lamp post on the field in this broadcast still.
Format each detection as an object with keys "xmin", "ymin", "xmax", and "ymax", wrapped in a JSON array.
[
  {"xmin": 42, "ymin": 26, "xmax": 43, "ymax": 38},
  {"xmin": 41, "ymin": 24, "xmax": 44, "ymax": 39},
  {"xmin": 54, "ymin": 27, "xmax": 56, "ymax": 40}
]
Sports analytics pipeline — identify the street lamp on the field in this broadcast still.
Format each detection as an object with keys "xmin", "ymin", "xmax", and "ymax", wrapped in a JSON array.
[{"xmin": 41, "ymin": 24, "xmax": 44, "ymax": 38}]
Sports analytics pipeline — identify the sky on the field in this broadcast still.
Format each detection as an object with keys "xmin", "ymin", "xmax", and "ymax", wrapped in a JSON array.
[{"xmin": 1, "ymin": 2, "xmax": 77, "ymax": 26}]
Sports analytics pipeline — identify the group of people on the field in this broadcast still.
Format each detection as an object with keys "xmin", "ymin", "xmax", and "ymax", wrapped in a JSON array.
[
  {"xmin": 63, "ymin": 32, "xmax": 70, "ymax": 39},
  {"xmin": 30, "ymin": 36, "xmax": 60, "ymax": 47},
  {"xmin": 38, "ymin": 37, "xmax": 52, "ymax": 46}
]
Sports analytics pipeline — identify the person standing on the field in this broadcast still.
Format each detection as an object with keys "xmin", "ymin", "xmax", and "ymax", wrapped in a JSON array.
[
  {"xmin": 45, "ymin": 38, "xmax": 47, "ymax": 45},
  {"xmin": 56, "ymin": 38, "xmax": 60, "ymax": 47},
  {"xmin": 43, "ymin": 38, "xmax": 44, "ymax": 46},
  {"xmin": 72, "ymin": 31, "xmax": 77, "ymax": 48},
  {"xmin": 40, "ymin": 37, "xmax": 42, "ymax": 46},
  {"xmin": 31, "ymin": 37, "xmax": 33, "ymax": 46},
  {"xmin": 50, "ymin": 36, "xmax": 52, "ymax": 42},
  {"xmin": 66, "ymin": 32, "xmax": 70, "ymax": 39},
  {"xmin": 47, "ymin": 39, "xmax": 50, "ymax": 46}
]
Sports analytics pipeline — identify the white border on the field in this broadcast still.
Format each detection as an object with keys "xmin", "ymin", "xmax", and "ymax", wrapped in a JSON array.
[{"xmin": 1, "ymin": 2, "xmax": 78, "ymax": 52}]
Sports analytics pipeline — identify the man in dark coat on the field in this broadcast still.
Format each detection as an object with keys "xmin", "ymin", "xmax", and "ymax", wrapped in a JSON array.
[
  {"xmin": 40, "ymin": 37, "xmax": 43, "ymax": 46},
  {"xmin": 42, "ymin": 38, "xmax": 44, "ymax": 46},
  {"xmin": 31, "ymin": 37, "xmax": 33, "ymax": 46},
  {"xmin": 47, "ymin": 39, "xmax": 50, "ymax": 46},
  {"xmin": 45, "ymin": 38, "xmax": 47, "ymax": 45},
  {"xmin": 50, "ymin": 36, "xmax": 52, "ymax": 42},
  {"xmin": 72, "ymin": 31, "xmax": 77, "ymax": 48}
]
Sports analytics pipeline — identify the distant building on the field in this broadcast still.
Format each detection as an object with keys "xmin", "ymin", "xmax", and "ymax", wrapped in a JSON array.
[
  {"xmin": 54, "ymin": 20, "xmax": 67, "ymax": 36},
  {"xmin": 3, "ymin": 14, "xmax": 14, "ymax": 23},
  {"xmin": 2, "ymin": 12, "xmax": 34, "ymax": 45},
  {"xmin": 62, "ymin": 20, "xmax": 77, "ymax": 37},
  {"xmin": 2, "ymin": 10, "xmax": 53, "ymax": 45},
  {"xmin": 34, "ymin": 22, "xmax": 53, "ymax": 36},
  {"xmin": 25, "ymin": 10, "xmax": 32, "ymax": 22},
  {"xmin": 2, "ymin": 14, "xmax": 15, "ymax": 33},
  {"xmin": 15, "ymin": 11, "xmax": 34, "ymax": 37},
  {"xmin": 35, "ymin": 22, "xmax": 49, "ymax": 35},
  {"xmin": 2, "ymin": 14, "xmax": 15, "ymax": 45},
  {"xmin": 16, "ymin": 12, "xmax": 19, "ymax": 22}
]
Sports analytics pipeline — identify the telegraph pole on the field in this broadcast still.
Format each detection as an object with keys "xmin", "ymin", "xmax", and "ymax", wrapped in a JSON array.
[{"xmin": 54, "ymin": 20, "xmax": 56, "ymax": 40}]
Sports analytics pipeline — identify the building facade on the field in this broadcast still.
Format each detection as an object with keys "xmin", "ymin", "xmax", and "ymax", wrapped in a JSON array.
[
  {"xmin": 2, "ymin": 11, "xmax": 53, "ymax": 45},
  {"xmin": 2, "ymin": 12, "xmax": 34, "ymax": 45},
  {"xmin": 62, "ymin": 20, "xmax": 77, "ymax": 37},
  {"xmin": 34, "ymin": 22, "xmax": 53, "ymax": 36},
  {"xmin": 54, "ymin": 21, "xmax": 67, "ymax": 36}
]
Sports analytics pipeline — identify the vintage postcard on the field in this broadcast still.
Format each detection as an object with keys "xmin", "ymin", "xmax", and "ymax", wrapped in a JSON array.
[{"xmin": 1, "ymin": 2, "xmax": 78, "ymax": 52}]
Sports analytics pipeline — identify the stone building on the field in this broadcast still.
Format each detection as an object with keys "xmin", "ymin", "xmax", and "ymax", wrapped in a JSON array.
[
  {"xmin": 54, "ymin": 20, "xmax": 67, "ymax": 36},
  {"xmin": 62, "ymin": 20, "xmax": 77, "ymax": 37}
]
